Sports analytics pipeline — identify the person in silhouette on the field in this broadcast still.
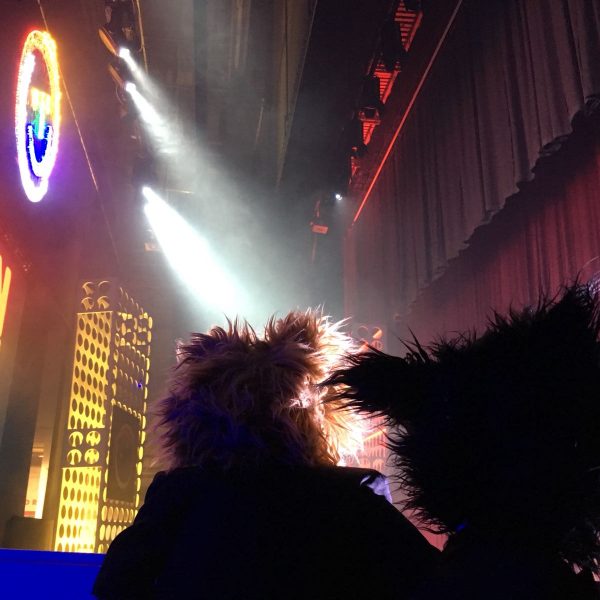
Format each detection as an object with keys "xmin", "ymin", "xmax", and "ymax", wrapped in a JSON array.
[
  {"xmin": 93, "ymin": 310, "xmax": 438, "ymax": 599},
  {"xmin": 327, "ymin": 286, "xmax": 600, "ymax": 599}
]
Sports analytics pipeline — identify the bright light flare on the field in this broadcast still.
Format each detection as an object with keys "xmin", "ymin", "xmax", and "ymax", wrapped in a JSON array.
[
  {"xmin": 126, "ymin": 83, "xmax": 161, "ymax": 124},
  {"xmin": 119, "ymin": 47, "xmax": 160, "ymax": 101},
  {"xmin": 142, "ymin": 187, "xmax": 246, "ymax": 316},
  {"xmin": 119, "ymin": 47, "xmax": 139, "ymax": 74}
]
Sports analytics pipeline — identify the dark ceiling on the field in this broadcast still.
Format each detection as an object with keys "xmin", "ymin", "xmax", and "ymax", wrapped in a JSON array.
[{"xmin": 279, "ymin": 0, "xmax": 397, "ymax": 201}]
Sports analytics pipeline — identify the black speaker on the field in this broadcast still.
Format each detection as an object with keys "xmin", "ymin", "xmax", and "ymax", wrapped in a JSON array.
[{"xmin": 106, "ymin": 406, "xmax": 139, "ymax": 502}]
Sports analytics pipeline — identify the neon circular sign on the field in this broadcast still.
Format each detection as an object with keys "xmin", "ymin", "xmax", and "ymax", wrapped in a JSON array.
[{"xmin": 15, "ymin": 30, "xmax": 61, "ymax": 203}]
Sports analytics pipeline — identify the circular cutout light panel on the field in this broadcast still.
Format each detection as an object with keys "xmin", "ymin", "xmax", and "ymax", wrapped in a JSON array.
[{"xmin": 15, "ymin": 30, "xmax": 61, "ymax": 203}]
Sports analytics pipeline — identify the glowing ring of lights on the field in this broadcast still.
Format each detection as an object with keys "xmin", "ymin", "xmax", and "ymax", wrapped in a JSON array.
[{"xmin": 15, "ymin": 30, "xmax": 61, "ymax": 203}]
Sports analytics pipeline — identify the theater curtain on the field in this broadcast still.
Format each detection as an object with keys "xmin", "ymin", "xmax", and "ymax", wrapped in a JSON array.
[
  {"xmin": 345, "ymin": 0, "xmax": 600, "ymax": 346},
  {"xmin": 406, "ymin": 135, "xmax": 600, "ymax": 345}
]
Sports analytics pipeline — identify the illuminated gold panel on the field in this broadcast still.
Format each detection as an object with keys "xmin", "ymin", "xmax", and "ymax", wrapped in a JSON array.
[
  {"xmin": 69, "ymin": 312, "xmax": 112, "ymax": 432},
  {"xmin": 0, "ymin": 253, "xmax": 12, "ymax": 347},
  {"xmin": 55, "ymin": 467, "xmax": 101, "ymax": 552},
  {"xmin": 54, "ymin": 280, "xmax": 152, "ymax": 552},
  {"xmin": 97, "ymin": 499, "xmax": 136, "ymax": 554}
]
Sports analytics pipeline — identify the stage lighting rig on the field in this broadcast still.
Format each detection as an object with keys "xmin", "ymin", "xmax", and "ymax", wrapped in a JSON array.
[
  {"xmin": 98, "ymin": 25, "xmax": 120, "ymax": 57},
  {"xmin": 107, "ymin": 62, "xmax": 133, "ymax": 105},
  {"xmin": 106, "ymin": 63, "xmax": 139, "ymax": 122},
  {"xmin": 358, "ymin": 76, "xmax": 384, "ymax": 124},
  {"xmin": 381, "ymin": 18, "xmax": 408, "ymax": 72},
  {"xmin": 101, "ymin": 26, "xmax": 138, "ymax": 103},
  {"xmin": 99, "ymin": 26, "xmax": 139, "ymax": 71},
  {"xmin": 99, "ymin": 1, "xmax": 140, "ymax": 64},
  {"xmin": 310, "ymin": 192, "xmax": 339, "ymax": 236},
  {"xmin": 348, "ymin": 117, "xmax": 367, "ymax": 159},
  {"xmin": 104, "ymin": 0, "xmax": 136, "ymax": 45},
  {"xmin": 118, "ymin": 47, "xmax": 141, "ymax": 75},
  {"xmin": 107, "ymin": 63, "xmax": 127, "ymax": 89},
  {"xmin": 403, "ymin": 0, "xmax": 422, "ymax": 13}
]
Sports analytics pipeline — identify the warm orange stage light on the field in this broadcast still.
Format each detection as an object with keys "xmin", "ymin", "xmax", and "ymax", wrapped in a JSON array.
[{"xmin": 0, "ymin": 255, "xmax": 12, "ymax": 346}]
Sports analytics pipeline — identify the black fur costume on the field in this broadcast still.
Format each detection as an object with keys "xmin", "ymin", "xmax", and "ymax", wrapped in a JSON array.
[{"xmin": 327, "ymin": 286, "xmax": 600, "ymax": 598}]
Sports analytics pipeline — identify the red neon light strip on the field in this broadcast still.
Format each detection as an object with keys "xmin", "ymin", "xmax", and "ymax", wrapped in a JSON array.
[{"xmin": 353, "ymin": 0, "xmax": 464, "ymax": 224}]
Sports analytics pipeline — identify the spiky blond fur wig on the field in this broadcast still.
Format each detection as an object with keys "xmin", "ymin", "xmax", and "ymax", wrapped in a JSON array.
[{"xmin": 152, "ymin": 310, "xmax": 364, "ymax": 471}]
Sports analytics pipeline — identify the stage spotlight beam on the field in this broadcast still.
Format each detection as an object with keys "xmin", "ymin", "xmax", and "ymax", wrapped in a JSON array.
[
  {"xmin": 124, "ymin": 84, "xmax": 173, "ymax": 150},
  {"xmin": 142, "ymin": 187, "xmax": 245, "ymax": 316},
  {"xmin": 125, "ymin": 83, "xmax": 160, "ymax": 125},
  {"xmin": 118, "ymin": 47, "xmax": 139, "ymax": 74}
]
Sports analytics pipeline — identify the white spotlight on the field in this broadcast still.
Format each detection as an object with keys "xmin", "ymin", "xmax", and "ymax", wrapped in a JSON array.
[
  {"xmin": 125, "ymin": 81, "xmax": 165, "ymax": 131},
  {"xmin": 142, "ymin": 187, "xmax": 245, "ymax": 316},
  {"xmin": 119, "ymin": 47, "xmax": 140, "ymax": 74},
  {"xmin": 335, "ymin": 193, "xmax": 343, "ymax": 201},
  {"xmin": 125, "ymin": 84, "xmax": 169, "ymax": 147}
]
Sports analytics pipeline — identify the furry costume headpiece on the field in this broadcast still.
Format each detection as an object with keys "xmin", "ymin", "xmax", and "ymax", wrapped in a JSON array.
[
  {"xmin": 326, "ymin": 286, "xmax": 600, "ymax": 573},
  {"xmin": 153, "ymin": 310, "xmax": 364, "ymax": 471}
]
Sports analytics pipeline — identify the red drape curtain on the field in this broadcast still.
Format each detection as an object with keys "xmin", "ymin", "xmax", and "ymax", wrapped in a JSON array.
[
  {"xmin": 345, "ymin": 0, "xmax": 600, "ymax": 347},
  {"xmin": 407, "ymin": 135, "xmax": 600, "ymax": 344}
]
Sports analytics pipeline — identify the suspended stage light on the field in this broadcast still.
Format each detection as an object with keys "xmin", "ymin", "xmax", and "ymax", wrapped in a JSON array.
[
  {"xmin": 108, "ymin": 63, "xmax": 128, "ymax": 89},
  {"xmin": 118, "ymin": 47, "xmax": 139, "ymax": 74},
  {"xmin": 98, "ymin": 26, "xmax": 119, "ymax": 57}
]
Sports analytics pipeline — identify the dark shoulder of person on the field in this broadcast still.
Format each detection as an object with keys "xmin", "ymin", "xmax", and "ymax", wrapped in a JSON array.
[
  {"xmin": 92, "ymin": 467, "xmax": 214, "ymax": 599},
  {"xmin": 95, "ymin": 465, "xmax": 439, "ymax": 600},
  {"xmin": 289, "ymin": 465, "xmax": 440, "ymax": 600}
]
